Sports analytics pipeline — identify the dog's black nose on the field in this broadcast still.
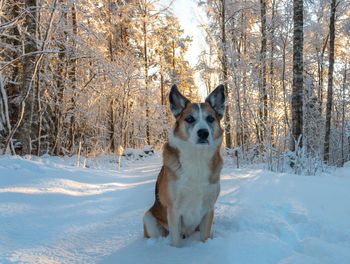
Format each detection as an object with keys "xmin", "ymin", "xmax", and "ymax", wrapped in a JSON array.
[{"xmin": 197, "ymin": 129, "xmax": 209, "ymax": 140}]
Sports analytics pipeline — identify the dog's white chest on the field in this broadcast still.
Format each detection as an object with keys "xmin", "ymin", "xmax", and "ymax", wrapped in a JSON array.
[{"xmin": 174, "ymin": 157, "xmax": 219, "ymax": 233}]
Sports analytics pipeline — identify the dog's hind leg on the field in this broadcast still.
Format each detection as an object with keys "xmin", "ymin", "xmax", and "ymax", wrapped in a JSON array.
[{"xmin": 143, "ymin": 210, "xmax": 167, "ymax": 238}]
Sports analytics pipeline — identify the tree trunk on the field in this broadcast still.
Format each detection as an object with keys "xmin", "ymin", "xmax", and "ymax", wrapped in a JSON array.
[
  {"xmin": 53, "ymin": 44, "xmax": 66, "ymax": 154},
  {"xmin": 144, "ymin": 36, "xmax": 151, "ymax": 146},
  {"xmin": 110, "ymin": 98, "xmax": 115, "ymax": 152},
  {"xmin": 323, "ymin": 0, "xmax": 337, "ymax": 162},
  {"xmin": 220, "ymin": 0, "xmax": 232, "ymax": 149},
  {"xmin": 160, "ymin": 66, "xmax": 165, "ymax": 105},
  {"xmin": 269, "ymin": 0, "xmax": 276, "ymax": 146},
  {"xmin": 290, "ymin": 0, "xmax": 304, "ymax": 152},
  {"xmin": 0, "ymin": 77, "xmax": 15, "ymax": 154},
  {"xmin": 281, "ymin": 37, "xmax": 289, "ymax": 150},
  {"xmin": 69, "ymin": 3, "xmax": 78, "ymax": 153},
  {"xmin": 4, "ymin": 3, "xmax": 21, "ymax": 131},
  {"xmin": 19, "ymin": 0, "xmax": 37, "ymax": 155},
  {"xmin": 36, "ymin": 69, "xmax": 42, "ymax": 156},
  {"xmin": 235, "ymin": 15, "xmax": 246, "ymax": 150},
  {"xmin": 340, "ymin": 63, "xmax": 347, "ymax": 167},
  {"xmin": 260, "ymin": 0, "xmax": 267, "ymax": 143},
  {"xmin": 317, "ymin": 34, "xmax": 329, "ymax": 108},
  {"xmin": 107, "ymin": 2, "xmax": 116, "ymax": 153},
  {"xmin": 51, "ymin": 0, "xmax": 67, "ymax": 155},
  {"xmin": 143, "ymin": 16, "xmax": 151, "ymax": 146},
  {"xmin": 234, "ymin": 77, "xmax": 244, "ymax": 149}
]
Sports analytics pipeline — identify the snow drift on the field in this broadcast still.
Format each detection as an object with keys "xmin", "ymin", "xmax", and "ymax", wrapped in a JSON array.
[{"xmin": 0, "ymin": 154, "xmax": 350, "ymax": 263}]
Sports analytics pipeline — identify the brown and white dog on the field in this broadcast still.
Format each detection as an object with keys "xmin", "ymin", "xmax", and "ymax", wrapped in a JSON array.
[{"xmin": 143, "ymin": 84, "xmax": 225, "ymax": 247}]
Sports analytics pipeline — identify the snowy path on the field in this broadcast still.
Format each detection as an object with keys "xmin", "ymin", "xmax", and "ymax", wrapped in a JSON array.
[{"xmin": 0, "ymin": 155, "xmax": 350, "ymax": 263}]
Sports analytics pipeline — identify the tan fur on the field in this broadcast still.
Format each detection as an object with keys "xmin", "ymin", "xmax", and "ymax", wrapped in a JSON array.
[
  {"xmin": 162, "ymin": 143, "xmax": 181, "ymax": 178},
  {"xmin": 209, "ymin": 148, "xmax": 223, "ymax": 184},
  {"xmin": 173, "ymin": 103, "xmax": 196, "ymax": 141},
  {"xmin": 204, "ymin": 210, "xmax": 214, "ymax": 240},
  {"xmin": 143, "ymin": 223, "xmax": 150, "ymax": 238},
  {"xmin": 146, "ymin": 143, "xmax": 181, "ymax": 229},
  {"xmin": 201, "ymin": 102, "xmax": 224, "ymax": 140}
]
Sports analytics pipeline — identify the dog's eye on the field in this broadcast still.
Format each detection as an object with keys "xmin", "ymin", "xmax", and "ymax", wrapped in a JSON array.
[
  {"xmin": 206, "ymin": 115, "xmax": 215, "ymax": 123},
  {"xmin": 185, "ymin": 115, "xmax": 195, "ymax": 123}
]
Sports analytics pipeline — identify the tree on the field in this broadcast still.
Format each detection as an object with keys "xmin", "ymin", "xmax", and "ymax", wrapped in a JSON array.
[
  {"xmin": 220, "ymin": 0, "xmax": 232, "ymax": 149},
  {"xmin": 323, "ymin": 0, "xmax": 337, "ymax": 162},
  {"xmin": 340, "ymin": 62, "xmax": 347, "ymax": 167},
  {"xmin": 1, "ymin": 0, "xmax": 349, "ymax": 170},
  {"xmin": 155, "ymin": 13, "xmax": 195, "ymax": 104},
  {"xmin": 134, "ymin": 0, "xmax": 158, "ymax": 146},
  {"xmin": 17, "ymin": 0, "xmax": 38, "ymax": 154},
  {"xmin": 290, "ymin": 0, "xmax": 304, "ymax": 152},
  {"xmin": 259, "ymin": 0, "xmax": 267, "ymax": 143}
]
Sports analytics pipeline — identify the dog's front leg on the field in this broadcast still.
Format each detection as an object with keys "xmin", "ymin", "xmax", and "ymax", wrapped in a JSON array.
[
  {"xmin": 167, "ymin": 208, "xmax": 181, "ymax": 247},
  {"xmin": 199, "ymin": 209, "xmax": 214, "ymax": 242}
]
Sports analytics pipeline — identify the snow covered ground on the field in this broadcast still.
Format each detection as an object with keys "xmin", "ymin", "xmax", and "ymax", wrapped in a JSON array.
[{"xmin": 0, "ymin": 153, "xmax": 350, "ymax": 264}]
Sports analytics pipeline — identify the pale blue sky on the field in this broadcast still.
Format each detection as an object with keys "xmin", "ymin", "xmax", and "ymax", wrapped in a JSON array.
[
  {"xmin": 171, "ymin": 0, "xmax": 207, "ymax": 95},
  {"xmin": 171, "ymin": 0, "xmax": 205, "ymax": 67}
]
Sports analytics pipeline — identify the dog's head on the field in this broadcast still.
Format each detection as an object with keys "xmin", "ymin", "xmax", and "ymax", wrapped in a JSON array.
[{"xmin": 169, "ymin": 84, "xmax": 225, "ymax": 147}]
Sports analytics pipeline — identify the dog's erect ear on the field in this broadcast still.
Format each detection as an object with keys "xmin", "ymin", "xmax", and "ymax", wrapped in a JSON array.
[
  {"xmin": 169, "ymin": 84, "xmax": 190, "ymax": 118},
  {"xmin": 205, "ymin": 84, "xmax": 225, "ymax": 119}
]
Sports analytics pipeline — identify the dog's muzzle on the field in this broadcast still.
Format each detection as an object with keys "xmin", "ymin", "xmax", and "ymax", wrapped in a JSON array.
[{"xmin": 197, "ymin": 129, "xmax": 209, "ymax": 144}]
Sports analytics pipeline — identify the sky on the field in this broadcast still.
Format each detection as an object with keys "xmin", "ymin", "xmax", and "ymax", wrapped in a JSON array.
[
  {"xmin": 171, "ymin": 0, "xmax": 208, "ymax": 96},
  {"xmin": 171, "ymin": 0, "xmax": 204, "ymax": 67}
]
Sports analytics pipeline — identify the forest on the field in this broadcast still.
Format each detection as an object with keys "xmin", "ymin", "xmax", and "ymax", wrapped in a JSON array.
[{"xmin": 0, "ymin": 0, "xmax": 349, "ymax": 173}]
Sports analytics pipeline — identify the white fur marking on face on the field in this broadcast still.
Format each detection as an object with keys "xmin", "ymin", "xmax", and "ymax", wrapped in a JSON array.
[
  {"xmin": 197, "ymin": 103, "xmax": 202, "ymax": 116},
  {"xmin": 186, "ymin": 103, "xmax": 212, "ymax": 145}
]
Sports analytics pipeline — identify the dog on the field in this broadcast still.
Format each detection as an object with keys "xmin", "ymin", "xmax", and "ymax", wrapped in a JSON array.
[{"xmin": 143, "ymin": 84, "xmax": 225, "ymax": 247}]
